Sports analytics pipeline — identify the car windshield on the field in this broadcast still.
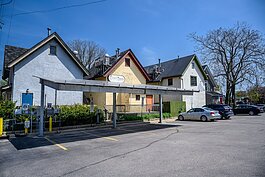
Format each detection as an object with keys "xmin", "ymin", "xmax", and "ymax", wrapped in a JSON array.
[{"xmin": 187, "ymin": 109, "xmax": 194, "ymax": 113}]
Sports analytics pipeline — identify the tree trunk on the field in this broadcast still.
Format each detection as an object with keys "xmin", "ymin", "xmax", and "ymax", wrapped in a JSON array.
[
  {"xmin": 225, "ymin": 78, "xmax": 231, "ymax": 105},
  {"xmin": 231, "ymin": 84, "xmax": 236, "ymax": 108}
]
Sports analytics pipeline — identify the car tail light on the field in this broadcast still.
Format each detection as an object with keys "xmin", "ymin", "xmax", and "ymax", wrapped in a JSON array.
[{"xmin": 210, "ymin": 112, "xmax": 215, "ymax": 116}]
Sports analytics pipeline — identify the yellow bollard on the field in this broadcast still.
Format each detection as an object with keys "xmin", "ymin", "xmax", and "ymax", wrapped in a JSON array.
[
  {"xmin": 0, "ymin": 118, "xmax": 3, "ymax": 137},
  {"xmin": 24, "ymin": 118, "xmax": 29, "ymax": 134},
  {"xmin": 49, "ymin": 116, "xmax": 52, "ymax": 132}
]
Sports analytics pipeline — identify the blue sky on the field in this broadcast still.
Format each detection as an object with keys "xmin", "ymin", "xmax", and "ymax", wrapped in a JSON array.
[{"xmin": 0, "ymin": 0, "xmax": 265, "ymax": 75}]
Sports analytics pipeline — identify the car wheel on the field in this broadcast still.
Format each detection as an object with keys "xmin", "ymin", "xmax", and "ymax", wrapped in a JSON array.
[
  {"xmin": 201, "ymin": 115, "xmax": 208, "ymax": 122},
  {"xmin": 178, "ymin": 115, "xmax": 184, "ymax": 121},
  {"xmin": 249, "ymin": 111, "xmax": 254, "ymax": 116}
]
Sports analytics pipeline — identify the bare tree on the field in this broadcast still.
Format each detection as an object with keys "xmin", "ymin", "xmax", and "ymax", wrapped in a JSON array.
[
  {"xmin": 68, "ymin": 40, "xmax": 106, "ymax": 69},
  {"xmin": 191, "ymin": 23, "xmax": 265, "ymax": 107}
]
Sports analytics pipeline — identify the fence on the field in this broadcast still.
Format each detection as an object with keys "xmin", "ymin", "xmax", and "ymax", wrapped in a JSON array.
[{"xmin": 104, "ymin": 104, "xmax": 160, "ymax": 113}]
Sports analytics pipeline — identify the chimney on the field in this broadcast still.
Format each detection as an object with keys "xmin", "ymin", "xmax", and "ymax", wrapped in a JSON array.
[
  {"xmin": 158, "ymin": 58, "xmax": 161, "ymax": 72},
  {"xmin": 47, "ymin": 27, "xmax": 51, "ymax": 36},
  {"xmin": 116, "ymin": 48, "xmax": 120, "ymax": 59}
]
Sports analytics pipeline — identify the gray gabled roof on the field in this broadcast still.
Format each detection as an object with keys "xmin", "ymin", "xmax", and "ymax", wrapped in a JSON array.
[
  {"xmin": 2, "ymin": 45, "xmax": 29, "ymax": 79},
  {"xmin": 4, "ymin": 45, "xmax": 28, "ymax": 68},
  {"xmin": 2, "ymin": 32, "xmax": 89, "ymax": 80},
  {"xmin": 144, "ymin": 54, "xmax": 197, "ymax": 82},
  {"xmin": 202, "ymin": 65, "xmax": 217, "ymax": 87}
]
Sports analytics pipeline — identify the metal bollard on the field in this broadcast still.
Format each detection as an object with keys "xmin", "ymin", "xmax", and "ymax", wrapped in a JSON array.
[
  {"xmin": 24, "ymin": 118, "xmax": 30, "ymax": 134},
  {"xmin": 49, "ymin": 116, "xmax": 52, "ymax": 132}
]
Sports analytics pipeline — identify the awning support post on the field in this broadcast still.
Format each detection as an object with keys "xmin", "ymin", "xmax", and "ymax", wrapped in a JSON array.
[
  {"xmin": 112, "ymin": 92, "xmax": 117, "ymax": 128},
  {"xmin": 39, "ymin": 79, "xmax": 45, "ymax": 136},
  {"xmin": 55, "ymin": 89, "xmax": 57, "ymax": 108},
  {"xmin": 159, "ymin": 94, "xmax": 163, "ymax": 123}
]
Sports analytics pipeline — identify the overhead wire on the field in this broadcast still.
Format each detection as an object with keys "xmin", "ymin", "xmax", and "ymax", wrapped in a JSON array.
[
  {"xmin": 11, "ymin": 0, "xmax": 108, "ymax": 17},
  {"xmin": 6, "ymin": 0, "xmax": 15, "ymax": 44},
  {"xmin": 0, "ymin": 0, "xmax": 12, "ymax": 6}
]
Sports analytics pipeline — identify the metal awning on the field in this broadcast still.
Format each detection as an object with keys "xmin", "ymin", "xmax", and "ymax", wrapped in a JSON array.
[
  {"xmin": 35, "ymin": 76, "xmax": 199, "ymax": 136},
  {"xmin": 35, "ymin": 76, "xmax": 198, "ymax": 95}
]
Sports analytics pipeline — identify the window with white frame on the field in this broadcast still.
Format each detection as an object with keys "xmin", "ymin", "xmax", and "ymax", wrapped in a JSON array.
[
  {"xmin": 190, "ymin": 76, "xmax": 197, "ymax": 86},
  {"xmin": 192, "ymin": 61, "xmax": 195, "ymax": 69},
  {"xmin": 50, "ymin": 46, "xmax": 57, "ymax": 55}
]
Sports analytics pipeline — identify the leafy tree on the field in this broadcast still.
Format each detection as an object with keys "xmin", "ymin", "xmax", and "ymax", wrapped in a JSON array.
[
  {"xmin": 0, "ymin": 100, "xmax": 16, "ymax": 120},
  {"xmin": 236, "ymin": 90, "xmax": 247, "ymax": 99},
  {"xmin": 247, "ymin": 87, "xmax": 260, "ymax": 103},
  {"xmin": 191, "ymin": 23, "xmax": 265, "ymax": 107}
]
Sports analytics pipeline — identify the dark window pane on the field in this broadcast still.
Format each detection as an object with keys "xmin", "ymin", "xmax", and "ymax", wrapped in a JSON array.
[
  {"xmin": 168, "ymin": 78, "xmax": 173, "ymax": 86},
  {"xmin": 190, "ymin": 76, "xmax": 197, "ymax": 86},
  {"xmin": 136, "ymin": 95, "xmax": 140, "ymax": 100},
  {"xmin": 125, "ymin": 58, "xmax": 130, "ymax": 67},
  {"xmin": 50, "ymin": 46, "xmax": 56, "ymax": 55}
]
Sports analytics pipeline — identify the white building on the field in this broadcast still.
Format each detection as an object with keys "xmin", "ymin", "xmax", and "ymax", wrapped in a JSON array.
[
  {"xmin": 145, "ymin": 55, "xmax": 207, "ymax": 111},
  {"xmin": 1, "ymin": 32, "xmax": 89, "ymax": 106}
]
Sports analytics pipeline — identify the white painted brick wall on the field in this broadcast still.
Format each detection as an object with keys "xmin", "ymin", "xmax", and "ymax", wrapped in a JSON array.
[
  {"xmin": 12, "ymin": 39, "xmax": 84, "ymax": 106},
  {"xmin": 182, "ymin": 60, "xmax": 206, "ymax": 110}
]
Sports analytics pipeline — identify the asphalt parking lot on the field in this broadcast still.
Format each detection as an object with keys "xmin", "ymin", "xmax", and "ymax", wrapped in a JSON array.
[{"xmin": 1, "ymin": 114, "xmax": 265, "ymax": 177}]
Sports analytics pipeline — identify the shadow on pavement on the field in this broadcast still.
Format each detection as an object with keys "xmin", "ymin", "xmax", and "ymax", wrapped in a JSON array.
[{"xmin": 9, "ymin": 122, "xmax": 181, "ymax": 150}]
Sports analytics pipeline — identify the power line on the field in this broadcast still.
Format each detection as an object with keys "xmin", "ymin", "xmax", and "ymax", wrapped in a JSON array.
[
  {"xmin": 10, "ymin": 0, "xmax": 108, "ymax": 17},
  {"xmin": 6, "ymin": 0, "xmax": 15, "ymax": 44},
  {"xmin": 0, "ymin": 0, "xmax": 12, "ymax": 6}
]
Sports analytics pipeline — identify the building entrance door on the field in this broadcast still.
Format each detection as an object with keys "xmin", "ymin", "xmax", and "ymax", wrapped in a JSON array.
[{"xmin": 146, "ymin": 95, "xmax": 153, "ymax": 112}]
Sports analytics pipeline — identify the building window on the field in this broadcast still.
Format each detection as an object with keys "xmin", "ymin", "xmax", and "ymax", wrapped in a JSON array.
[
  {"xmin": 125, "ymin": 58, "xmax": 130, "ymax": 67},
  {"xmin": 50, "ymin": 46, "xmax": 57, "ymax": 55},
  {"xmin": 190, "ymin": 76, "xmax": 197, "ymax": 86},
  {"xmin": 168, "ymin": 78, "xmax": 173, "ymax": 86},
  {"xmin": 192, "ymin": 61, "xmax": 195, "ymax": 69},
  {"xmin": 136, "ymin": 95, "xmax": 140, "ymax": 101}
]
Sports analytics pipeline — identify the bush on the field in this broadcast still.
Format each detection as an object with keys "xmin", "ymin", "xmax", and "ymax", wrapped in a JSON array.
[
  {"xmin": 143, "ymin": 113, "xmax": 173, "ymax": 121},
  {"xmin": 0, "ymin": 100, "xmax": 16, "ymax": 120},
  {"xmin": 121, "ymin": 114, "xmax": 143, "ymax": 121},
  {"xmin": 57, "ymin": 104, "xmax": 103, "ymax": 126}
]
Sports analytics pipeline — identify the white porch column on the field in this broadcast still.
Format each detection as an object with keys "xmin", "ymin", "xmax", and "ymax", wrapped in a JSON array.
[
  {"xmin": 39, "ymin": 80, "xmax": 45, "ymax": 136},
  {"xmin": 112, "ymin": 92, "xmax": 117, "ymax": 128},
  {"xmin": 159, "ymin": 94, "xmax": 163, "ymax": 123}
]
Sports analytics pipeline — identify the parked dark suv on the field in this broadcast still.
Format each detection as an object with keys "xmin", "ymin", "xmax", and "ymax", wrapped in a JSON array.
[
  {"xmin": 233, "ymin": 104, "xmax": 260, "ymax": 115},
  {"xmin": 203, "ymin": 104, "xmax": 234, "ymax": 119}
]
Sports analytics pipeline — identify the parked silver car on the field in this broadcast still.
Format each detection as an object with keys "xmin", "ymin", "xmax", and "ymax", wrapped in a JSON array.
[{"xmin": 178, "ymin": 108, "xmax": 221, "ymax": 122}]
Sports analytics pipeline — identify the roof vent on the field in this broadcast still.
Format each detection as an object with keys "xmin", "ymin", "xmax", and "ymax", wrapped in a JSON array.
[
  {"xmin": 47, "ymin": 27, "xmax": 51, "ymax": 36},
  {"xmin": 73, "ymin": 50, "xmax": 78, "ymax": 55},
  {"xmin": 116, "ymin": 48, "xmax": 120, "ymax": 59}
]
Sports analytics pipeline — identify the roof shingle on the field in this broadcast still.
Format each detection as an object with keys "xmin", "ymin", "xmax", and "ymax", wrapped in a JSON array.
[
  {"xmin": 144, "ymin": 54, "xmax": 195, "ymax": 82},
  {"xmin": 4, "ymin": 45, "xmax": 28, "ymax": 68}
]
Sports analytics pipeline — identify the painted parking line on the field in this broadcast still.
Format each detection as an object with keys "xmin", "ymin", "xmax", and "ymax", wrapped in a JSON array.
[
  {"xmin": 44, "ymin": 137, "xmax": 68, "ymax": 151},
  {"xmin": 81, "ymin": 131, "xmax": 118, "ymax": 142}
]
